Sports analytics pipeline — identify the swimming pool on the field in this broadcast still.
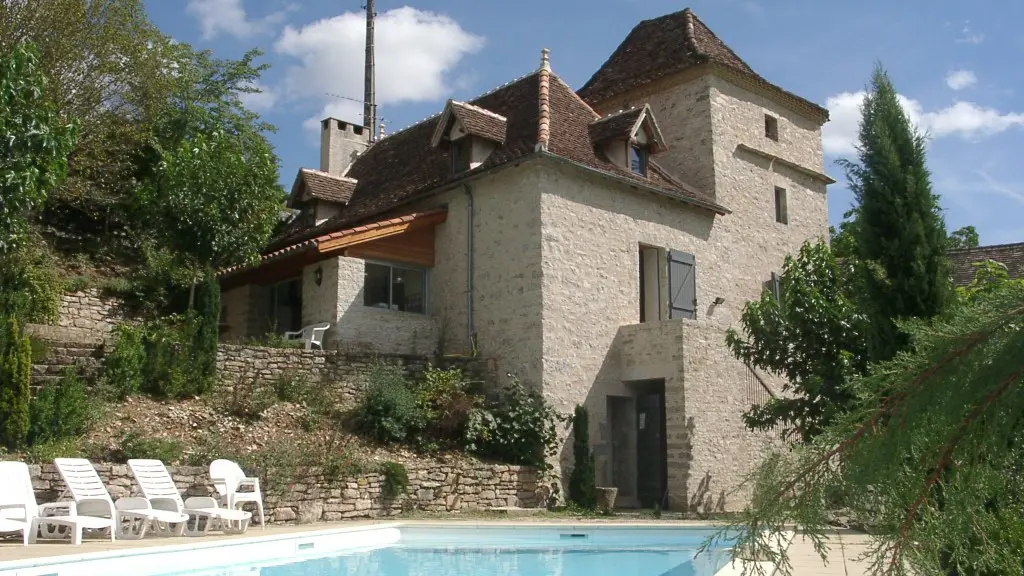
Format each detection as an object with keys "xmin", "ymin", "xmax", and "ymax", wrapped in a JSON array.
[{"xmin": 0, "ymin": 524, "xmax": 749, "ymax": 576}]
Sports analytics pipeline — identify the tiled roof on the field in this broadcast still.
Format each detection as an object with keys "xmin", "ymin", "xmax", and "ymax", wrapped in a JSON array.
[
  {"xmin": 949, "ymin": 242, "xmax": 1024, "ymax": 286},
  {"xmin": 577, "ymin": 8, "xmax": 827, "ymax": 120},
  {"xmin": 291, "ymin": 168, "xmax": 357, "ymax": 205},
  {"xmin": 448, "ymin": 101, "xmax": 508, "ymax": 143},
  {"xmin": 268, "ymin": 65, "xmax": 725, "ymax": 253},
  {"xmin": 219, "ymin": 210, "xmax": 447, "ymax": 278}
]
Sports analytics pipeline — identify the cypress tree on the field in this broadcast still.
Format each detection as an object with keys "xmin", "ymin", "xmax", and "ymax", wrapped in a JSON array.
[
  {"xmin": 567, "ymin": 404, "xmax": 597, "ymax": 510},
  {"xmin": 840, "ymin": 64, "xmax": 951, "ymax": 361},
  {"xmin": 0, "ymin": 317, "xmax": 31, "ymax": 449},
  {"xmin": 193, "ymin": 269, "xmax": 220, "ymax": 394}
]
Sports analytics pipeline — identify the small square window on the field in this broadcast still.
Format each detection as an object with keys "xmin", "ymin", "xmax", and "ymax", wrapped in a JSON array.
[
  {"xmin": 774, "ymin": 186, "xmax": 788, "ymax": 224},
  {"xmin": 451, "ymin": 138, "xmax": 471, "ymax": 173},
  {"xmin": 764, "ymin": 114, "xmax": 779, "ymax": 141},
  {"xmin": 630, "ymin": 145, "xmax": 648, "ymax": 176}
]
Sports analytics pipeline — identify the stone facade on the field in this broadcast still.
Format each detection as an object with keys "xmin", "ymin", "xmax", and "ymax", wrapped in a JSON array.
[
  {"xmin": 302, "ymin": 256, "xmax": 440, "ymax": 356},
  {"xmin": 57, "ymin": 289, "xmax": 131, "ymax": 336},
  {"xmin": 28, "ymin": 462, "xmax": 540, "ymax": 524}
]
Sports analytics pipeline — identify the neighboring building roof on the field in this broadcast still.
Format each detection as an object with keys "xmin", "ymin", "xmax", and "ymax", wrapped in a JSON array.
[
  {"xmin": 588, "ymin": 105, "xmax": 667, "ymax": 153},
  {"xmin": 430, "ymin": 100, "xmax": 508, "ymax": 147},
  {"xmin": 268, "ymin": 62, "xmax": 725, "ymax": 253},
  {"xmin": 577, "ymin": 8, "xmax": 828, "ymax": 122},
  {"xmin": 289, "ymin": 168, "xmax": 357, "ymax": 206},
  {"xmin": 949, "ymin": 242, "xmax": 1024, "ymax": 286},
  {"xmin": 219, "ymin": 209, "xmax": 448, "ymax": 279}
]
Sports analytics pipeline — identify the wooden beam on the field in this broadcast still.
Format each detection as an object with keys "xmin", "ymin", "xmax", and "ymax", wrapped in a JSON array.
[{"xmin": 317, "ymin": 223, "xmax": 411, "ymax": 253}]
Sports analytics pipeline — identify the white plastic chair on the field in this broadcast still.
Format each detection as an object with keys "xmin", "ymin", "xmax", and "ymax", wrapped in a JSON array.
[
  {"xmin": 127, "ymin": 459, "xmax": 251, "ymax": 537},
  {"xmin": 209, "ymin": 459, "xmax": 265, "ymax": 529},
  {"xmin": 0, "ymin": 461, "xmax": 114, "ymax": 545},
  {"xmin": 54, "ymin": 458, "xmax": 189, "ymax": 539},
  {"xmin": 283, "ymin": 322, "xmax": 330, "ymax": 350}
]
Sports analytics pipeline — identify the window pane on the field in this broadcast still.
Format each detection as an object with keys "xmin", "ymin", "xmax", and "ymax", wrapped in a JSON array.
[
  {"xmin": 364, "ymin": 263, "xmax": 391, "ymax": 309},
  {"xmin": 630, "ymin": 146, "xmax": 647, "ymax": 175},
  {"xmin": 392, "ymin": 267, "xmax": 426, "ymax": 313}
]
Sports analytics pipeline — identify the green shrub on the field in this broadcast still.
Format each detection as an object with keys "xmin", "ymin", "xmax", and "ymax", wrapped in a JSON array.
[
  {"xmin": 193, "ymin": 271, "xmax": 220, "ymax": 389},
  {"xmin": 23, "ymin": 437, "xmax": 84, "ymax": 463},
  {"xmin": 0, "ymin": 317, "xmax": 31, "ymax": 450},
  {"xmin": 28, "ymin": 337, "xmax": 49, "ymax": 363},
  {"xmin": 101, "ymin": 323, "xmax": 145, "ymax": 400},
  {"xmin": 64, "ymin": 275, "xmax": 90, "ymax": 293},
  {"xmin": 97, "ymin": 277, "xmax": 132, "ymax": 296},
  {"xmin": 567, "ymin": 405, "xmax": 597, "ymax": 510},
  {"xmin": 139, "ymin": 314, "xmax": 213, "ymax": 399},
  {"xmin": 247, "ymin": 331, "xmax": 303, "ymax": 349},
  {"xmin": 272, "ymin": 370, "xmax": 309, "ymax": 403},
  {"xmin": 357, "ymin": 361, "xmax": 425, "ymax": 444},
  {"xmin": 464, "ymin": 375, "xmax": 563, "ymax": 471},
  {"xmin": 0, "ymin": 243, "xmax": 63, "ymax": 324},
  {"xmin": 109, "ymin": 431, "xmax": 183, "ymax": 464},
  {"xmin": 28, "ymin": 367, "xmax": 94, "ymax": 446},
  {"xmin": 219, "ymin": 372, "xmax": 277, "ymax": 421},
  {"xmin": 417, "ymin": 364, "xmax": 478, "ymax": 445},
  {"xmin": 380, "ymin": 461, "xmax": 409, "ymax": 499}
]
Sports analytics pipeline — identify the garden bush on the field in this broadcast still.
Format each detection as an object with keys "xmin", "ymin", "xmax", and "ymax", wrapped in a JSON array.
[
  {"xmin": 0, "ymin": 316, "xmax": 31, "ymax": 449},
  {"xmin": 357, "ymin": 361, "xmax": 425, "ymax": 444},
  {"xmin": 218, "ymin": 371, "xmax": 278, "ymax": 421},
  {"xmin": 463, "ymin": 375, "xmax": 563, "ymax": 471},
  {"xmin": 28, "ymin": 367, "xmax": 94, "ymax": 446},
  {"xmin": 138, "ymin": 313, "xmax": 215, "ymax": 399},
  {"xmin": 101, "ymin": 323, "xmax": 145, "ymax": 399},
  {"xmin": 380, "ymin": 461, "xmax": 409, "ymax": 499},
  {"xmin": 416, "ymin": 364, "xmax": 478, "ymax": 445},
  {"xmin": 567, "ymin": 405, "xmax": 597, "ymax": 510},
  {"xmin": 108, "ymin": 431, "xmax": 184, "ymax": 464}
]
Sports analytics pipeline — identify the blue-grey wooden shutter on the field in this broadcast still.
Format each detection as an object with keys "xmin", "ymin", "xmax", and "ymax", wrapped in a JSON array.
[{"xmin": 668, "ymin": 250, "xmax": 696, "ymax": 319}]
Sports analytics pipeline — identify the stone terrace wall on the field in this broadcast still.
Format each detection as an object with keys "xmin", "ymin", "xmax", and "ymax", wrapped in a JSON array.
[
  {"xmin": 58, "ymin": 289, "xmax": 130, "ymax": 335},
  {"xmin": 30, "ymin": 462, "xmax": 540, "ymax": 523},
  {"xmin": 217, "ymin": 345, "xmax": 494, "ymax": 407}
]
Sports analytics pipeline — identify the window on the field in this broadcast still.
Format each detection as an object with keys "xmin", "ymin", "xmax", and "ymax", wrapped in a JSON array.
[
  {"xmin": 668, "ymin": 250, "xmax": 696, "ymax": 320},
  {"xmin": 267, "ymin": 278, "xmax": 302, "ymax": 333},
  {"xmin": 774, "ymin": 186, "xmax": 788, "ymax": 224},
  {"xmin": 767, "ymin": 272, "xmax": 781, "ymax": 302},
  {"xmin": 764, "ymin": 114, "xmax": 779, "ymax": 141},
  {"xmin": 629, "ymin": 145, "xmax": 648, "ymax": 176},
  {"xmin": 639, "ymin": 245, "xmax": 662, "ymax": 323},
  {"xmin": 363, "ymin": 262, "xmax": 427, "ymax": 314},
  {"xmin": 451, "ymin": 137, "xmax": 471, "ymax": 173}
]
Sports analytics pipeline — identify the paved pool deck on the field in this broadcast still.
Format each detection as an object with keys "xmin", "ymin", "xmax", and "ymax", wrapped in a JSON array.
[{"xmin": 0, "ymin": 519, "xmax": 877, "ymax": 575}]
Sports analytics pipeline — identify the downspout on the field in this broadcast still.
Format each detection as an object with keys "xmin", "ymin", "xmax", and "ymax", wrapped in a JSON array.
[{"xmin": 463, "ymin": 183, "xmax": 476, "ymax": 354}]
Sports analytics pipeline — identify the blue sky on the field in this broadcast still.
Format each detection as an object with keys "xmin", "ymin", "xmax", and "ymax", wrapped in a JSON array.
[{"xmin": 145, "ymin": 0, "xmax": 1024, "ymax": 246}]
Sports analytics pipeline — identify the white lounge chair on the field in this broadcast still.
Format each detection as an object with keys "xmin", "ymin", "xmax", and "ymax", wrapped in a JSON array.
[
  {"xmin": 283, "ymin": 322, "xmax": 330, "ymax": 350},
  {"xmin": 0, "ymin": 461, "xmax": 114, "ymax": 545},
  {"xmin": 209, "ymin": 459, "xmax": 265, "ymax": 529},
  {"xmin": 127, "ymin": 459, "xmax": 251, "ymax": 537},
  {"xmin": 54, "ymin": 458, "xmax": 190, "ymax": 539}
]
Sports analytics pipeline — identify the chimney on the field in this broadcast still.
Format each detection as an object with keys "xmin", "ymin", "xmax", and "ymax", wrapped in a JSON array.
[{"xmin": 320, "ymin": 117, "xmax": 370, "ymax": 177}]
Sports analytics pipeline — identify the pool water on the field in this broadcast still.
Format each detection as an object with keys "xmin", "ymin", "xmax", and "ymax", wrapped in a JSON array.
[{"xmin": 152, "ymin": 527, "xmax": 735, "ymax": 576}]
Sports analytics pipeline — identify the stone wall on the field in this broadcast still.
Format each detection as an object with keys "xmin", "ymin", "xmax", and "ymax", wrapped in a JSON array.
[
  {"xmin": 217, "ymin": 345, "xmax": 492, "ymax": 407},
  {"xmin": 58, "ymin": 289, "xmax": 130, "ymax": 336},
  {"xmin": 29, "ymin": 461, "xmax": 540, "ymax": 523}
]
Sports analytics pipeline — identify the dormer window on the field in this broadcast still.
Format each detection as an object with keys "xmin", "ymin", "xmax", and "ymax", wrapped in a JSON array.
[
  {"xmin": 451, "ymin": 137, "xmax": 472, "ymax": 174},
  {"xmin": 588, "ymin": 104, "xmax": 666, "ymax": 177},
  {"xmin": 630, "ymin": 145, "xmax": 648, "ymax": 176},
  {"xmin": 431, "ymin": 100, "xmax": 507, "ymax": 174}
]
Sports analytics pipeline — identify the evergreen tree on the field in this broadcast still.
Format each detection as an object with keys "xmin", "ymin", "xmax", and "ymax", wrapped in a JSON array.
[
  {"xmin": 193, "ymin": 270, "xmax": 220, "ymax": 393},
  {"xmin": 840, "ymin": 64, "xmax": 951, "ymax": 361},
  {"xmin": 0, "ymin": 317, "xmax": 31, "ymax": 449},
  {"xmin": 568, "ymin": 405, "xmax": 597, "ymax": 510}
]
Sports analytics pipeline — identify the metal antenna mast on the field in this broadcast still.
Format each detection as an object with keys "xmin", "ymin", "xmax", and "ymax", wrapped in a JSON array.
[{"xmin": 363, "ymin": 0, "xmax": 377, "ymax": 141}]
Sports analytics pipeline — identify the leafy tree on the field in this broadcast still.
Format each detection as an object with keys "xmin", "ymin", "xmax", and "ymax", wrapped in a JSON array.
[
  {"xmin": 948, "ymin": 225, "xmax": 980, "ymax": 250},
  {"xmin": 0, "ymin": 0, "xmax": 176, "ymax": 254},
  {"xmin": 568, "ymin": 404, "xmax": 597, "ymax": 509},
  {"xmin": 726, "ymin": 241, "xmax": 871, "ymax": 442},
  {"xmin": 702, "ymin": 273, "xmax": 1024, "ymax": 576},
  {"xmin": 839, "ymin": 64, "xmax": 951, "ymax": 361},
  {"xmin": 134, "ymin": 47, "xmax": 284, "ymax": 304},
  {"xmin": 0, "ymin": 41, "xmax": 77, "ymax": 252},
  {"xmin": 0, "ymin": 317, "xmax": 32, "ymax": 449}
]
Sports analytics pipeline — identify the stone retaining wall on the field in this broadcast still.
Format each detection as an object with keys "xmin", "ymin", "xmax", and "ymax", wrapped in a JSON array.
[
  {"xmin": 58, "ymin": 289, "xmax": 130, "ymax": 335},
  {"xmin": 216, "ymin": 345, "xmax": 494, "ymax": 407},
  {"xmin": 29, "ymin": 462, "xmax": 540, "ymax": 523}
]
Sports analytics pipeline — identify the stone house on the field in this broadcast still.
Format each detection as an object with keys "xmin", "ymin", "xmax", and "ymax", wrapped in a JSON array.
[{"xmin": 217, "ymin": 8, "xmax": 834, "ymax": 512}]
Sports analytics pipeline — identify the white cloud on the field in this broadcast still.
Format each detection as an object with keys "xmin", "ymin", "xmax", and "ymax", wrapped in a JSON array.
[
  {"xmin": 237, "ymin": 81, "xmax": 278, "ymax": 112},
  {"xmin": 955, "ymin": 22, "xmax": 984, "ymax": 44},
  {"xmin": 186, "ymin": 0, "xmax": 295, "ymax": 40},
  {"xmin": 945, "ymin": 69, "xmax": 977, "ymax": 90},
  {"xmin": 274, "ymin": 6, "xmax": 484, "ymax": 132},
  {"xmin": 823, "ymin": 91, "xmax": 1024, "ymax": 156}
]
